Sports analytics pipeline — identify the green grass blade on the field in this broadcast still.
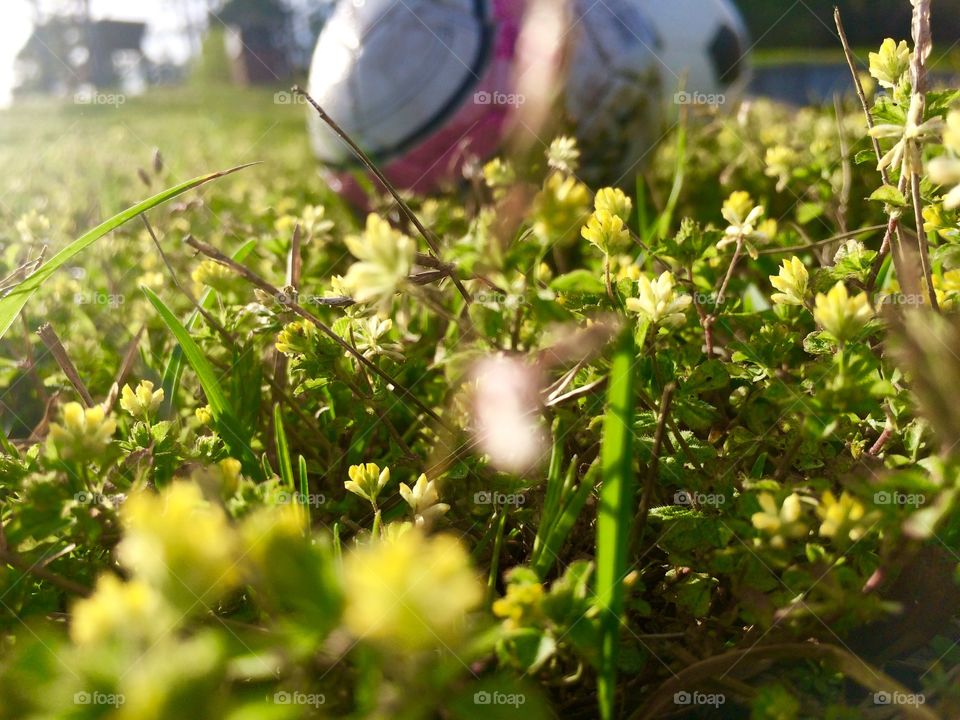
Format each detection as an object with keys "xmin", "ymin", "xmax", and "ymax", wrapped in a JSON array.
[
  {"xmin": 0, "ymin": 164, "xmax": 256, "ymax": 341},
  {"xmin": 655, "ymin": 117, "xmax": 688, "ymax": 241},
  {"xmin": 533, "ymin": 459, "xmax": 595, "ymax": 579},
  {"xmin": 596, "ymin": 330, "xmax": 637, "ymax": 720},
  {"xmin": 160, "ymin": 238, "xmax": 257, "ymax": 417},
  {"xmin": 298, "ymin": 454, "xmax": 311, "ymax": 533},
  {"xmin": 142, "ymin": 286, "xmax": 257, "ymax": 471},
  {"xmin": 273, "ymin": 404, "xmax": 294, "ymax": 490}
]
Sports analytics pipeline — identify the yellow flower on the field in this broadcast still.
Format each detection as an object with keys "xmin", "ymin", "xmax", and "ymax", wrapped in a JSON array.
[
  {"xmin": 871, "ymin": 94, "xmax": 944, "ymax": 177},
  {"xmin": 353, "ymin": 316, "xmax": 403, "ymax": 361},
  {"xmin": 345, "ymin": 463, "xmax": 391, "ymax": 506},
  {"xmin": 275, "ymin": 319, "xmax": 317, "ymax": 356},
  {"xmin": 818, "ymin": 491, "xmax": 875, "ymax": 544},
  {"xmin": 119, "ymin": 380, "xmax": 164, "ymax": 421},
  {"xmin": 751, "ymin": 492, "xmax": 806, "ymax": 549},
  {"xmin": 765, "ymin": 146, "xmax": 799, "ymax": 190},
  {"xmin": 581, "ymin": 210, "xmax": 630, "ymax": 255},
  {"xmin": 118, "ymin": 482, "xmax": 240, "ymax": 608},
  {"xmin": 547, "ymin": 135, "xmax": 580, "ymax": 174},
  {"xmin": 813, "ymin": 282, "xmax": 873, "ymax": 344},
  {"xmin": 191, "ymin": 259, "xmax": 235, "ymax": 293},
  {"xmin": 48, "ymin": 402, "xmax": 116, "ymax": 460},
  {"xmin": 492, "ymin": 578, "xmax": 544, "ymax": 627},
  {"xmin": 615, "ymin": 256, "xmax": 641, "ymax": 282},
  {"xmin": 770, "ymin": 257, "xmax": 809, "ymax": 307},
  {"xmin": 483, "ymin": 158, "xmax": 516, "ymax": 189},
  {"xmin": 929, "ymin": 110, "xmax": 960, "ymax": 209},
  {"xmin": 275, "ymin": 204, "xmax": 333, "ymax": 239},
  {"xmin": 14, "ymin": 208, "xmax": 50, "ymax": 243},
  {"xmin": 719, "ymin": 191, "xmax": 768, "ymax": 259},
  {"xmin": 71, "ymin": 574, "xmax": 167, "ymax": 645},
  {"xmin": 594, "ymin": 187, "xmax": 633, "ymax": 223},
  {"xmin": 398, "ymin": 473, "xmax": 449, "ymax": 527},
  {"xmin": 341, "ymin": 214, "xmax": 415, "ymax": 312},
  {"xmin": 342, "ymin": 529, "xmax": 482, "ymax": 651},
  {"xmin": 532, "ymin": 172, "xmax": 591, "ymax": 246},
  {"xmin": 195, "ymin": 405, "xmax": 213, "ymax": 426},
  {"xmin": 625, "ymin": 271, "xmax": 691, "ymax": 329},
  {"xmin": 868, "ymin": 39, "xmax": 911, "ymax": 89}
]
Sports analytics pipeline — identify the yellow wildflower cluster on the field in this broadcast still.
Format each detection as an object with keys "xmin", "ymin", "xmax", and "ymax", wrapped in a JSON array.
[
  {"xmin": 49, "ymin": 402, "xmax": 116, "ymax": 461},
  {"xmin": 342, "ymin": 528, "xmax": 482, "ymax": 652},
  {"xmin": 120, "ymin": 380, "xmax": 164, "ymax": 421},
  {"xmin": 626, "ymin": 271, "xmax": 691, "ymax": 330}
]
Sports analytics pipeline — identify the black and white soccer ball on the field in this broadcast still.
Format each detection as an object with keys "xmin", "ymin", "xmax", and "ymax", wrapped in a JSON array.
[
  {"xmin": 304, "ymin": 0, "xmax": 750, "ymax": 194},
  {"xmin": 641, "ymin": 0, "xmax": 751, "ymax": 111}
]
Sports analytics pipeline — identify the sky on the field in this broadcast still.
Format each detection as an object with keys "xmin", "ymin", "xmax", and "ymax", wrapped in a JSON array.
[{"xmin": 0, "ymin": 0, "xmax": 210, "ymax": 106}]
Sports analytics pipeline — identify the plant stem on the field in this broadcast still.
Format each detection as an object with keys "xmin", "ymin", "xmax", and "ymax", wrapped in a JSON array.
[{"xmin": 293, "ymin": 86, "xmax": 472, "ymax": 306}]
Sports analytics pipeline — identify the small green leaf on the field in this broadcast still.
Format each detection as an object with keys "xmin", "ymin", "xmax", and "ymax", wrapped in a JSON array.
[{"xmin": 869, "ymin": 185, "xmax": 908, "ymax": 208}]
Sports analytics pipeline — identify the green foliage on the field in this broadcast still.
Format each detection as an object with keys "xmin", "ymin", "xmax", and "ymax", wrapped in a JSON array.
[{"xmin": 5, "ymin": 17, "xmax": 960, "ymax": 716}]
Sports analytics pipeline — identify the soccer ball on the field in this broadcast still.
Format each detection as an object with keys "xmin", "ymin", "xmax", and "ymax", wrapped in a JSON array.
[
  {"xmin": 563, "ymin": 0, "xmax": 663, "ymax": 185},
  {"xmin": 306, "ymin": 0, "xmax": 749, "ymax": 196},
  {"xmin": 306, "ymin": 0, "xmax": 525, "ymax": 197},
  {"xmin": 640, "ymin": 0, "xmax": 751, "ymax": 111}
]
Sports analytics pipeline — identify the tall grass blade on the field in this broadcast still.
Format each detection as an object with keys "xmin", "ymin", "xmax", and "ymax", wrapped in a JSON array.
[
  {"xmin": 142, "ymin": 286, "xmax": 257, "ymax": 471},
  {"xmin": 160, "ymin": 238, "xmax": 256, "ymax": 416},
  {"xmin": 273, "ymin": 404, "xmax": 294, "ymax": 490},
  {"xmin": 596, "ymin": 330, "xmax": 636, "ymax": 720},
  {"xmin": 0, "ymin": 164, "xmax": 256, "ymax": 341}
]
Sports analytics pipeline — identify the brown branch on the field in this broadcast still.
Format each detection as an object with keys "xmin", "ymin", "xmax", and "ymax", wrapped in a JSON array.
[
  {"xmin": 834, "ymin": 7, "xmax": 910, "ymax": 293},
  {"xmin": 635, "ymin": 384, "xmax": 676, "ymax": 533},
  {"xmin": 185, "ymin": 236, "xmax": 450, "ymax": 430},
  {"xmin": 36, "ymin": 323, "xmax": 95, "ymax": 407},
  {"xmin": 293, "ymin": 85, "xmax": 472, "ymax": 306},
  {"xmin": 0, "ymin": 546, "xmax": 91, "ymax": 597},
  {"xmin": 631, "ymin": 641, "xmax": 938, "ymax": 720}
]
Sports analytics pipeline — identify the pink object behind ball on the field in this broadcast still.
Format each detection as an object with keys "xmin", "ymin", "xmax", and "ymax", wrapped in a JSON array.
[{"xmin": 310, "ymin": 0, "xmax": 525, "ymax": 202}]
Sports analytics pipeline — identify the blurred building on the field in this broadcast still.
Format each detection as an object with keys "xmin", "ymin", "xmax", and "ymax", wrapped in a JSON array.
[
  {"xmin": 218, "ymin": 0, "xmax": 292, "ymax": 84},
  {"xmin": 14, "ymin": 17, "xmax": 145, "ymax": 96}
]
